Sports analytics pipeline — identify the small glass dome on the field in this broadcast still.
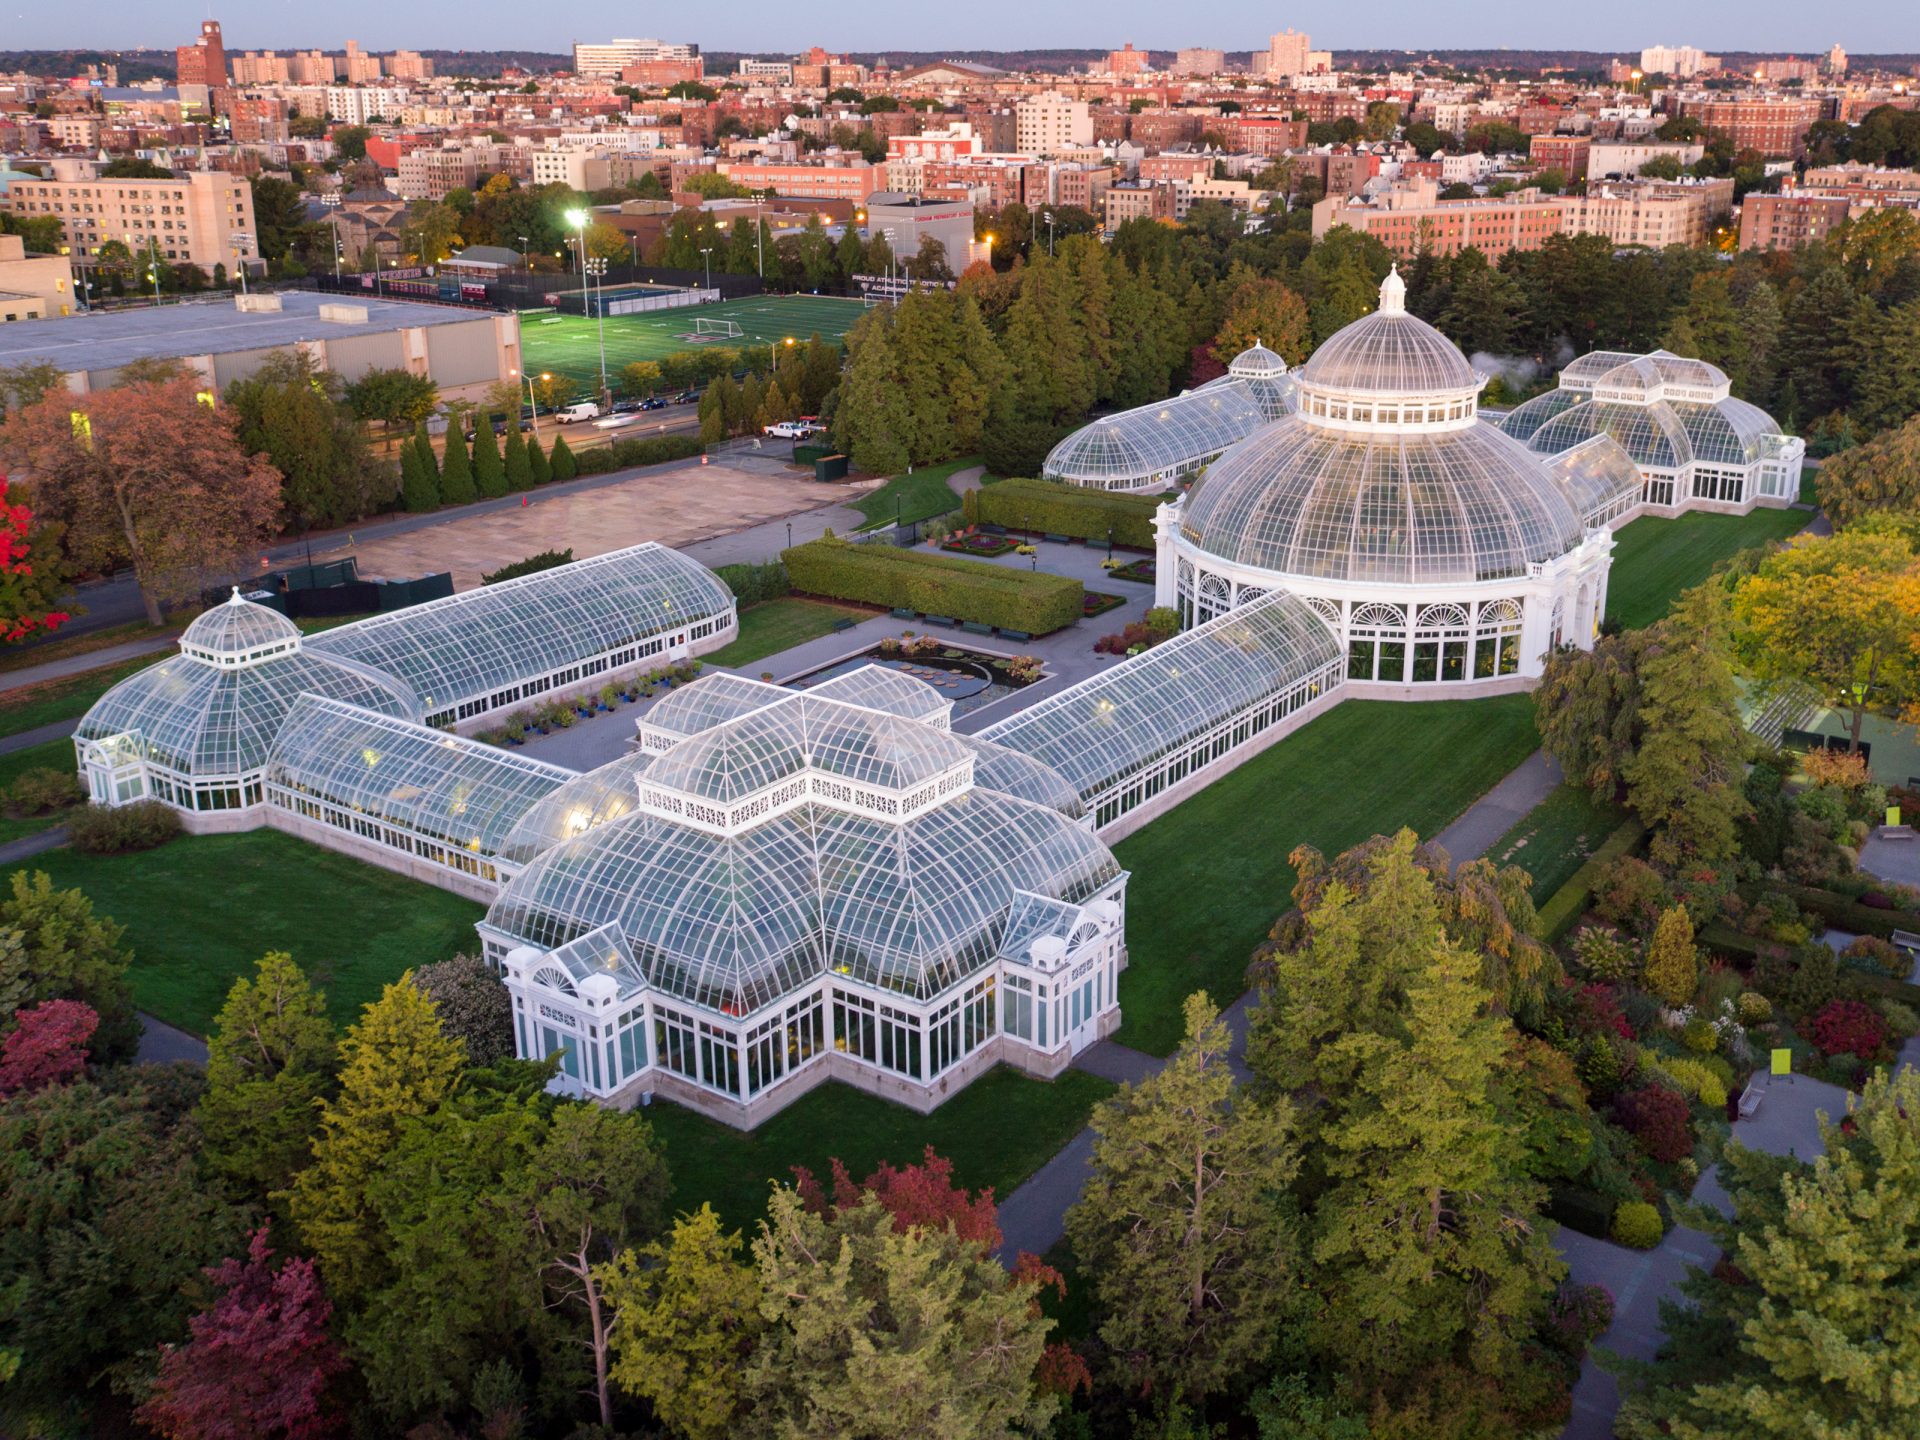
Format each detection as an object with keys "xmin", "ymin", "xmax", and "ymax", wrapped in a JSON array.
[
  {"xmin": 179, "ymin": 591, "xmax": 303, "ymax": 667},
  {"xmin": 1179, "ymin": 421, "xmax": 1586, "ymax": 585},
  {"xmin": 1296, "ymin": 268, "xmax": 1482, "ymax": 399},
  {"xmin": 1227, "ymin": 341, "xmax": 1288, "ymax": 379}
]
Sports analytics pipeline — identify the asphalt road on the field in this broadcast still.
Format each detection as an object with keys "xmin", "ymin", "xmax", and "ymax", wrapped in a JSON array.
[{"xmin": 27, "ymin": 401, "xmax": 709, "ymax": 643}]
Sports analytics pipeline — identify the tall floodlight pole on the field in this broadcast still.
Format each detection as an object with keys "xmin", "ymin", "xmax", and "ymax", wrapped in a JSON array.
[
  {"xmin": 699, "ymin": 247, "xmax": 713, "ymax": 288},
  {"xmin": 229, "ymin": 231, "xmax": 252, "ymax": 295}
]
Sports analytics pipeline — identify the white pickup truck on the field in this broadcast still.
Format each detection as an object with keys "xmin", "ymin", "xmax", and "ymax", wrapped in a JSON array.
[
  {"xmin": 763, "ymin": 420, "xmax": 822, "ymax": 439},
  {"xmin": 554, "ymin": 401, "xmax": 603, "ymax": 424}
]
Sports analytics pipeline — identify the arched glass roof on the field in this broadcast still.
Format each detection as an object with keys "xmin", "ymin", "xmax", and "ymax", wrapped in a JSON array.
[
  {"xmin": 1178, "ymin": 418, "xmax": 1586, "ymax": 585},
  {"xmin": 485, "ymin": 790, "xmax": 1119, "ymax": 1012},
  {"xmin": 1227, "ymin": 341, "xmax": 1288, "ymax": 378},
  {"xmin": 1297, "ymin": 271, "xmax": 1481, "ymax": 399},
  {"xmin": 1197, "ymin": 371, "xmax": 1297, "ymax": 423},
  {"xmin": 978, "ymin": 592, "xmax": 1342, "ymax": 805},
  {"xmin": 266, "ymin": 696, "xmax": 572, "ymax": 857},
  {"xmin": 1559, "ymin": 350, "xmax": 1645, "ymax": 389},
  {"xmin": 1043, "ymin": 384, "xmax": 1268, "ymax": 489},
  {"xmin": 179, "ymin": 593, "xmax": 302, "ymax": 665},
  {"xmin": 1674, "ymin": 399, "xmax": 1774, "ymax": 466},
  {"xmin": 77, "ymin": 648, "xmax": 420, "ymax": 780},
  {"xmin": 307, "ymin": 544, "xmax": 734, "ymax": 716},
  {"xmin": 1540, "ymin": 437, "xmax": 1643, "ymax": 530},
  {"xmin": 499, "ymin": 749, "xmax": 655, "ymax": 866},
  {"xmin": 1501, "ymin": 395, "xmax": 1695, "ymax": 470},
  {"xmin": 807, "ymin": 663, "xmax": 955, "ymax": 727},
  {"xmin": 1495, "ymin": 386, "xmax": 1582, "ymax": 442}
]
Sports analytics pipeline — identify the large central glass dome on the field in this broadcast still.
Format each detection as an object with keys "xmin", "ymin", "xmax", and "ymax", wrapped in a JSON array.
[{"xmin": 1178, "ymin": 269, "xmax": 1592, "ymax": 586}]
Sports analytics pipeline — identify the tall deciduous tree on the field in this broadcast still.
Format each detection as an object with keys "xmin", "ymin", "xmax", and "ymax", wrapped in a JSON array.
[
  {"xmin": 1213, "ymin": 273, "xmax": 1313, "ymax": 365},
  {"xmin": 0, "ymin": 474, "xmax": 70, "ymax": 643},
  {"xmin": 225, "ymin": 350, "xmax": 391, "ymax": 528},
  {"xmin": 600, "ymin": 1204, "xmax": 762, "ymax": 1440},
  {"xmin": 287, "ymin": 977, "xmax": 465, "ymax": 1302},
  {"xmin": 1815, "ymin": 411, "xmax": 1920, "ymax": 526},
  {"xmin": 198, "ymin": 952, "xmax": 337, "ymax": 1209},
  {"xmin": 0, "ymin": 378, "xmax": 280, "ymax": 624},
  {"xmin": 1068, "ymin": 992, "xmax": 1300, "ymax": 1397},
  {"xmin": 137, "ymin": 1228, "xmax": 346, "ymax": 1440},
  {"xmin": 1618, "ymin": 1066, "xmax": 1920, "ymax": 1440},
  {"xmin": 1730, "ymin": 529, "xmax": 1920, "ymax": 754}
]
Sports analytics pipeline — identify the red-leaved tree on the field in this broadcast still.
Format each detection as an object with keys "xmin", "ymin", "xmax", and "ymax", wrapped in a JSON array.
[
  {"xmin": 137, "ymin": 1228, "xmax": 346, "ymax": 1440},
  {"xmin": 0, "ymin": 998, "xmax": 97, "ymax": 1094},
  {"xmin": 0, "ymin": 473, "xmax": 69, "ymax": 642}
]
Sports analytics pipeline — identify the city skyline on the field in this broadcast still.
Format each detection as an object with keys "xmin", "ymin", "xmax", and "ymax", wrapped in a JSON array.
[{"xmin": 6, "ymin": 0, "xmax": 1908, "ymax": 61}]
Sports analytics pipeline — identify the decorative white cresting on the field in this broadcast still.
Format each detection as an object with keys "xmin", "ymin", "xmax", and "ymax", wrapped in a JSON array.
[{"xmin": 1378, "ymin": 264, "xmax": 1407, "ymax": 315}]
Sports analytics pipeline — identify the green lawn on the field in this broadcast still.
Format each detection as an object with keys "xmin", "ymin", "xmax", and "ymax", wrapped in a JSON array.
[
  {"xmin": 1605, "ymin": 508, "xmax": 1807, "ymax": 631},
  {"xmin": 0, "ymin": 651, "xmax": 164, "ymax": 741},
  {"xmin": 0, "ymin": 738, "xmax": 83, "ymax": 846},
  {"xmin": 1487, "ymin": 782, "xmax": 1629, "ymax": 903},
  {"xmin": 1113, "ymin": 696, "xmax": 1541, "ymax": 1055},
  {"xmin": 851, "ymin": 455, "xmax": 979, "ymax": 529},
  {"xmin": 522, "ymin": 295, "xmax": 864, "ymax": 390},
  {"xmin": 4, "ymin": 829, "xmax": 482, "ymax": 1035},
  {"xmin": 704, "ymin": 597, "xmax": 871, "ymax": 672},
  {"xmin": 646, "ymin": 1066, "xmax": 1115, "ymax": 1231}
]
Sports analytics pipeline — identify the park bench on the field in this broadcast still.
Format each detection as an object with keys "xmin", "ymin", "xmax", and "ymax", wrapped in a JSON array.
[
  {"xmin": 890, "ymin": 608, "xmax": 916, "ymax": 620},
  {"xmin": 1878, "ymin": 825, "xmax": 1918, "ymax": 841},
  {"xmin": 1737, "ymin": 1087, "xmax": 1764, "ymax": 1119},
  {"xmin": 1891, "ymin": 930, "xmax": 1920, "ymax": 955},
  {"xmin": 830, "ymin": 617, "xmax": 857, "ymax": 633},
  {"xmin": 1044, "ymin": 532, "xmax": 1073, "ymax": 543},
  {"xmin": 999, "ymin": 629, "xmax": 1031, "ymax": 642},
  {"xmin": 924, "ymin": 614, "xmax": 957, "ymax": 629},
  {"xmin": 961, "ymin": 621, "xmax": 995, "ymax": 637}
]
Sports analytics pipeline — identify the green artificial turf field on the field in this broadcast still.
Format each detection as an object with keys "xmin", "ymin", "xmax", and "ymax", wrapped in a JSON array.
[{"xmin": 521, "ymin": 294, "xmax": 865, "ymax": 389}]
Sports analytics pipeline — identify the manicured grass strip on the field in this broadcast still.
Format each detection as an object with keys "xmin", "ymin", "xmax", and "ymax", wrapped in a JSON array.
[
  {"xmin": 1605, "ymin": 508, "xmax": 1806, "ymax": 632},
  {"xmin": 3, "ymin": 829, "xmax": 482, "ymax": 1035},
  {"xmin": 852, "ymin": 455, "xmax": 979, "ymax": 530},
  {"xmin": 704, "ymin": 597, "xmax": 871, "ymax": 671},
  {"xmin": 0, "ymin": 652, "xmax": 165, "ymax": 741},
  {"xmin": 1488, "ymin": 782, "xmax": 1629, "ymax": 903},
  {"xmin": 645, "ymin": 1066, "xmax": 1115, "ymax": 1231},
  {"xmin": 1114, "ymin": 696, "xmax": 1540, "ymax": 1056},
  {"xmin": 1535, "ymin": 817, "xmax": 1647, "ymax": 942},
  {"xmin": 0, "ymin": 619, "xmax": 178, "ymax": 675}
]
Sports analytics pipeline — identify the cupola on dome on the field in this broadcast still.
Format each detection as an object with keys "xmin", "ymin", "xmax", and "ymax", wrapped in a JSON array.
[{"xmin": 1296, "ymin": 266, "xmax": 1483, "ymax": 405}]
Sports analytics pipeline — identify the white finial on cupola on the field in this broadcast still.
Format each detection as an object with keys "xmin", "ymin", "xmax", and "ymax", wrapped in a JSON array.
[{"xmin": 1378, "ymin": 264, "xmax": 1406, "ymax": 315}]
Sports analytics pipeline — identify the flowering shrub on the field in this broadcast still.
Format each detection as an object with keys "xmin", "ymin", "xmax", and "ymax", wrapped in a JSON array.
[
  {"xmin": 1546, "ymin": 1282, "xmax": 1615, "ymax": 1356},
  {"xmin": 1613, "ymin": 1083, "xmax": 1694, "ymax": 1163},
  {"xmin": 0, "ymin": 475, "xmax": 70, "ymax": 643},
  {"xmin": 1841, "ymin": 935, "xmax": 1908, "ymax": 979},
  {"xmin": 1569, "ymin": 983, "xmax": 1635, "ymax": 1041},
  {"xmin": 1806, "ymin": 999, "xmax": 1889, "ymax": 1059},
  {"xmin": 1611, "ymin": 1201, "xmax": 1664, "ymax": 1249},
  {"xmin": 1571, "ymin": 926, "xmax": 1639, "ymax": 983},
  {"xmin": 1736, "ymin": 991, "xmax": 1773, "ymax": 1026}
]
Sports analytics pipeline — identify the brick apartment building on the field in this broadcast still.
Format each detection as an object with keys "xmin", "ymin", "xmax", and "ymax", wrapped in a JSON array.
[
  {"xmin": 1674, "ymin": 94, "xmax": 1823, "ymax": 157},
  {"xmin": 1738, "ymin": 193, "xmax": 1854, "ymax": 250},
  {"xmin": 4, "ymin": 160, "xmax": 256, "ymax": 274}
]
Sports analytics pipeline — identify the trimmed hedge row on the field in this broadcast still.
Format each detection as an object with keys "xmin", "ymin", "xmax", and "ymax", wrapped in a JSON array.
[
  {"xmin": 1764, "ymin": 880, "xmax": 1920, "ymax": 941},
  {"xmin": 713, "ymin": 561, "xmax": 791, "ymax": 606},
  {"xmin": 964, "ymin": 477, "xmax": 1163, "ymax": 549},
  {"xmin": 782, "ymin": 535, "xmax": 1083, "ymax": 635},
  {"xmin": 570, "ymin": 433, "xmax": 705, "ymax": 477},
  {"xmin": 1534, "ymin": 816, "xmax": 1648, "ymax": 942}
]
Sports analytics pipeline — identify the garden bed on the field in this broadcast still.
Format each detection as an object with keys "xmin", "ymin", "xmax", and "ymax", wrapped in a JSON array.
[
  {"xmin": 1081, "ymin": 590, "xmax": 1126, "ymax": 619},
  {"xmin": 941, "ymin": 533, "xmax": 1019, "ymax": 559},
  {"xmin": 1105, "ymin": 558, "xmax": 1157, "ymax": 586},
  {"xmin": 788, "ymin": 634, "xmax": 1044, "ymax": 717}
]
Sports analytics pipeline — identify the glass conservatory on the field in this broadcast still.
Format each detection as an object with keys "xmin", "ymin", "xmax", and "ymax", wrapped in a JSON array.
[
  {"xmin": 1497, "ymin": 349, "xmax": 1803, "ymax": 513},
  {"xmin": 73, "ymin": 590, "xmax": 421, "ymax": 816},
  {"xmin": 1042, "ymin": 343, "xmax": 1294, "ymax": 493},
  {"xmin": 979, "ymin": 592, "xmax": 1344, "ymax": 829},
  {"xmin": 1155, "ymin": 268, "xmax": 1616, "ymax": 687},
  {"xmin": 479, "ymin": 675, "xmax": 1126, "ymax": 1125},
  {"xmin": 265, "ymin": 695, "xmax": 574, "ymax": 891},
  {"xmin": 307, "ymin": 543, "xmax": 738, "ymax": 727}
]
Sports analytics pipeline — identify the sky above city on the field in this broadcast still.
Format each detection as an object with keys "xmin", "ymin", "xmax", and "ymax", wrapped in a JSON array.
[{"xmin": 15, "ymin": 0, "xmax": 1910, "ymax": 56}]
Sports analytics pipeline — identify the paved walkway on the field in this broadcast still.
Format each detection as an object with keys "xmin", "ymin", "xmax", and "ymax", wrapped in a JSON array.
[
  {"xmin": 0, "ymin": 719, "xmax": 81, "ymax": 755},
  {"xmin": 0, "ymin": 825, "xmax": 68, "ymax": 866},
  {"xmin": 1433, "ymin": 749, "xmax": 1561, "ymax": 864},
  {"xmin": 0, "ymin": 634, "xmax": 176, "ymax": 694},
  {"xmin": 135, "ymin": 1010, "xmax": 209, "ymax": 1066}
]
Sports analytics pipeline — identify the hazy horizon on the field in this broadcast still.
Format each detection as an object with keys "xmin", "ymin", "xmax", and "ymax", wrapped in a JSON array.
[{"xmin": 9, "ymin": 0, "xmax": 1908, "ymax": 61}]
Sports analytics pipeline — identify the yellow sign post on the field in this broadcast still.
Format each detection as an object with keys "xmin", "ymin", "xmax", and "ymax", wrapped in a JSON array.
[
  {"xmin": 1770, "ymin": 1047, "xmax": 1793, "ymax": 1081},
  {"xmin": 1890, "ymin": 806, "xmax": 1903, "ymax": 829}
]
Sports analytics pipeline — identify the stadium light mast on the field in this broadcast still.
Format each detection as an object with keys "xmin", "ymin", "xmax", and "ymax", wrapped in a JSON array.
[
  {"xmin": 699, "ymin": 247, "xmax": 714, "ymax": 288},
  {"xmin": 567, "ymin": 209, "xmax": 611, "ymax": 407}
]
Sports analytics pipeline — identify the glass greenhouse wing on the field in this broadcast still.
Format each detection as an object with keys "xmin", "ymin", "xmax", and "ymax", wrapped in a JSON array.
[
  {"xmin": 638, "ymin": 673, "xmax": 787, "ymax": 748},
  {"xmin": 1297, "ymin": 312, "xmax": 1481, "ymax": 396},
  {"xmin": 1673, "ymin": 399, "xmax": 1774, "ymax": 465},
  {"xmin": 806, "ymin": 664, "xmax": 953, "ymax": 727},
  {"xmin": 1558, "ymin": 350, "xmax": 1646, "ymax": 389},
  {"xmin": 307, "ymin": 544, "xmax": 734, "ymax": 717},
  {"xmin": 1520, "ymin": 398, "xmax": 1695, "ymax": 471},
  {"xmin": 961, "ymin": 735, "xmax": 1088, "ymax": 819},
  {"xmin": 1540, "ymin": 437, "xmax": 1643, "ymax": 530},
  {"xmin": 1179, "ymin": 418, "xmax": 1586, "ymax": 585},
  {"xmin": 76, "ymin": 650, "xmax": 421, "ymax": 779},
  {"xmin": 977, "ymin": 592, "xmax": 1342, "ymax": 804},
  {"xmin": 498, "ymin": 749, "xmax": 656, "ymax": 865},
  {"xmin": 1495, "ymin": 387, "xmax": 1583, "ymax": 444},
  {"xmin": 266, "ymin": 695, "xmax": 573, "ymax": 856},
  {"xmin": 1043, "ymin": 384, "xmax": 1269, "ymax": 488},
  {"xmin": 485, "ymin": 791, "xmax": 1119, "ymax": 1013}
]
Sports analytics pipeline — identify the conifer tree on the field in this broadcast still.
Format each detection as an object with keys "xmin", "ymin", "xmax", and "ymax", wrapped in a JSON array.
[
  {"xmin": 549, "ymin": 433, "xmax": 577, "ymax": 481},
  {"xmin": 1643, "ymin": 906, "xmax": 1698, "ymax": 1007},
  {"xmin": 438, "ymin": 426, "xmax": 477, "ymax": 504},
  {"xmin": 286, "ymin": 977, "xmax": 465, "ymax": 1301},
  {"xmin": 411, "ymin": 424, "xmax": 439, "ymax": 485},
  {"xmin": 502, "ymin": 424, "xmax": 532, "ymax": 491},
  {"xmin": 526, "ymin": 433, "xmax": 551, "ymax": 486},
  {"xmin": 830, "ymin": 309, "xmax": 911, "ymax": 474},
  {"xmin": 198, "ymin": 952, "xmax": 337, "ymax": 1208},
  {"xmin": 1067, "ymin": 992, "xmax": 1301, "ymax": 1397},
  {"xmin": 398, "ymin": 436, "xmax": 438, "ymax": 512},
  {"xmin": 471, "ymin": 416, "xmax": 507, "ymax": 498}
]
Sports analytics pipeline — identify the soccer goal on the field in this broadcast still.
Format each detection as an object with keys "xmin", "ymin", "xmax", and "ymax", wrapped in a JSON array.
[{"xmin": 694, "ymin": 317, "xmax": 743, "ymax": 339}]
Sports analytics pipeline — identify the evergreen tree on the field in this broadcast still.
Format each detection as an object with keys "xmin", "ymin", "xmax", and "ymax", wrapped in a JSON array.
[
  {"xmin": 1061, "ymin": 234, "xmax": 1118, "ymax": 403},
  {"xmin": 198, "ymin": 952, "xmax": 337, "ymax": 1209},
  {"xmin": 502, "ymin": 424, "xmax": 532, "ymax": 492},
  {"xmin": 471, "ymin": 417, "xmax": 507, "ymax": 498},
  {"xmin": 548, "ymin": 433, "xmax": 577, "ymax": 481},
  {"xmin": 1781, "ymin": 267, "xmax": 1859, "ymax": 422},
  {"xmin": 1664, "ymin": 273, "xmax": 1745, "ymax": 388},
  {"xmin": 1644, "ymin": 906, "xmax": 1698, "ymax": 1006},
  {"xmin": 1067, "ymin": 992, "xmax": 1300, "ymax": 1397},
  {"xmin": 994, "ymin": 252, "xmax": 1096, "ymax": 426},
  {"xmin": 1849, "ymin": 297, "xmax": 1920, "ymax": 436},
  {"xmin": 526, "ymin": 434, "xmax": 551, "ymax": 486},
  {"xmin": 1618, "ymin": 1067, "xmax": 1920, "ymax": 1440},
  {"xmin": 411, "ymin": 424, "xmax": 439, "ymax": 486},
  {"xmin": 287, "ymin": 977, "xmax": 465, "ymax": 1302},
  {"xmin": 1619, "ymin": 583, "xmax": 1752, "ymax": 862},
  {"xmin": 0, "ymin": 870, "xmax": 139, "ymax": 1063},
  {"xmin": 1815, "ymin": 411, "xmax": 1920, "ymax": 524},
  {"xmin": 1736, "ymin": 279, "xmax": 1783, "ymax": 405},
  {"xmin": 600, "ymin": 1204, "xmax": 762, "ymax": 1440},
  {"xmin": 438, "ymin": 427, "xmax": 477, "ymax": 504},
  {"xmin": 398, "ymin": 436, "xmax": 438, "ymax": 511},
  {"xmin": 830, "ymin": 309, "xmax": 912, "ymax": 474}
]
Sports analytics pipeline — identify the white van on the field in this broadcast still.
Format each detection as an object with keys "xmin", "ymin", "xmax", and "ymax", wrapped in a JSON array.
[{"xmin": 555, "ymin": 401, "xmax": 602, "ymax": 424}]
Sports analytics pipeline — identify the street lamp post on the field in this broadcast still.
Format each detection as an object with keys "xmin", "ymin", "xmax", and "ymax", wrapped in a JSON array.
[
  {"xmin": 517, "ymin": 236, "xmax": 529, "ymax": 278},
  {"xmin": 229, "ymin": 231, "xmax": 252, "ymax": 295},
  {"xmin": 566, "ymin": 209, "xmax": 612, "ymax": 408},
  {"xmin": 1041, "ymin": 209, "xmax": 1055, "ymax": 257},
  {"xmin": 699, "ymin": 247, "xmax": 713, "ymax": 288}
]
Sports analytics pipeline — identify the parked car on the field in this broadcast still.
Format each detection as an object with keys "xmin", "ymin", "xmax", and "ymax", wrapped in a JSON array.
[
  {"xmin": 611, "ymin": 399, "xmax": 642, "ymax": 414},
  {"xmin": 672, "ymin": 390, "xmax": 700, "ymax": 405},
  {"xmin": 638, "ymin": 396, "xmax": 668, "ymax": 411},
  {"xmin": 463, "ymin": 413, "xmax": 531, "ymax": 440},
  {"xmin": 554, "ymin": 402, "xmax": 603, "ymax": 425},
  {"xmin": 763, "ymin": 420, "xmax": 812, "ymax": 439}
]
